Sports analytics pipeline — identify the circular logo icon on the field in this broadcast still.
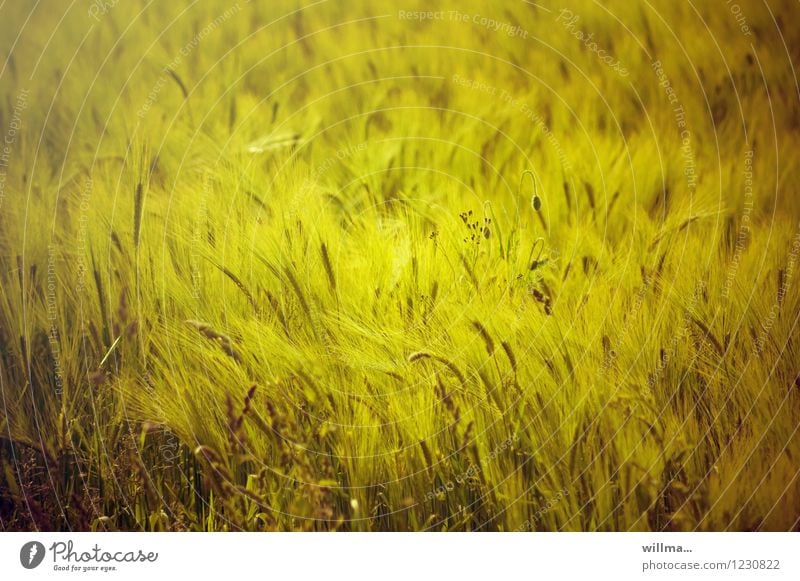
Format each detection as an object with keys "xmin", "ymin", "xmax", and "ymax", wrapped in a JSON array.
[{"xmin": 20, "ymin": 541, "xmax": 46, "ymax": 569}]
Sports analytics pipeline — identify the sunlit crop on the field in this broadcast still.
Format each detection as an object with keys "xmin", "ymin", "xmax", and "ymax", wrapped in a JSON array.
[{"xmin": 1, "ymin": 0, "xmax": 798, "ymax": 531}]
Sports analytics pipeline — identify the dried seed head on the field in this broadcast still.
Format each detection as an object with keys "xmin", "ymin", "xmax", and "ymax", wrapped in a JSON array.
[
  {"xmin": 501, "ymin": 341, "xmax": 517, "ymax": 372},
  {"xmin": 471, "ymin": 321, "xmax": 495, "ymax": 354}
]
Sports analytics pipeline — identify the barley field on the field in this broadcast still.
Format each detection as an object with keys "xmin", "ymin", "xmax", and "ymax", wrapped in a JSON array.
[{"xmin": 1, "ymin": 0, "xmax": 799, "ymax": 532}]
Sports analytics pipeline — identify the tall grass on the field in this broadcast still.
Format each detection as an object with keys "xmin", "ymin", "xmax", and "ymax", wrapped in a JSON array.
[{"xmin": 1, "ymin": 0, "xmax": 799, "ymax": 531}]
